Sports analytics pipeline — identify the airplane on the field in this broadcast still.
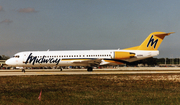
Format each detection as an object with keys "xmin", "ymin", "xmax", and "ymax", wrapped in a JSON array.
[{"xmin": 5, "ymin": 32, "xmax": 174, "ymax": 72}]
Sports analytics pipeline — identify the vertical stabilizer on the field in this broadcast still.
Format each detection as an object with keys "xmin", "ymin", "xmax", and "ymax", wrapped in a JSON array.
[
  {"xmin": 124, "ymin": 32, "xmax": 174, "ymax": 50},
  {"xmin": 137, "ymin": 32, "xmax": 174, "ymax": 50}
]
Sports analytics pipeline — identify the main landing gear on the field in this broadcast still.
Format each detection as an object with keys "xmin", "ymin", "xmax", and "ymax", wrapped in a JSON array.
[
  {"xmin": 87, "ymin": 67, "xmax": 93, "ymax": 72},
  {"xmin": 22, "ymin": 69, "xmax": 25, "ymax": 73}
]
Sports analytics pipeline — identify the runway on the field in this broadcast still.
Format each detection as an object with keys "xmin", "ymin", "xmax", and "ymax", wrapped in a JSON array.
[{"xmin": 1, "ymin": 67, "xmax": 180, "ymax": 76}]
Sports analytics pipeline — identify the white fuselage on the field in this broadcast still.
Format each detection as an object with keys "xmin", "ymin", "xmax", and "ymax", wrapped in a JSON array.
[{"xmin": 5, "ymin": 49, "xmax": 159, "ymax": 67}]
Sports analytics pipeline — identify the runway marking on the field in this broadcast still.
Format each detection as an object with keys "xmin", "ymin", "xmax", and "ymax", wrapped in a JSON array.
[{"xmin": 1, "ymin": 69, "xmax": 180, "ymax": 76}]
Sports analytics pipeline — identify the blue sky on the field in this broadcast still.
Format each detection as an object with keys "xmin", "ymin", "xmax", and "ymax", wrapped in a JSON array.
[{"xmin": 0, "ymin": 0, "xmax": 179, "ymax": 58}]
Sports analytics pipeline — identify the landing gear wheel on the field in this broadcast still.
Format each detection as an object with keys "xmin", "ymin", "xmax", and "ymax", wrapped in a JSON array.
[
  {"xmin": 87, "ymin": 67, "xmax": 93, "ymax": 72},
  {"xmin": 22, "ymin": 69, "xmax": 25, "ymax": 73}
]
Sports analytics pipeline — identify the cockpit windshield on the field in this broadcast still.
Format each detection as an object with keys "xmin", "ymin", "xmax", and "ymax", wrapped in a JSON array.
[{"xmin": 13, "ymin": 55, "xmax": 20, "ymax": 58}]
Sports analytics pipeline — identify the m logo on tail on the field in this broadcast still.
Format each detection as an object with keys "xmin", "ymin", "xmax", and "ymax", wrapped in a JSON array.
[
  {"xmin": 124, "ymin": 32, "xmax": 174, "ymax": 50},
  {"xmin": 147, "ymin": 35, "xmax": 158, "ymax": 49}
]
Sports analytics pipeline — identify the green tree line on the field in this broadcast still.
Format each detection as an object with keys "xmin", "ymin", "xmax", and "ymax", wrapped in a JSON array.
[
  {"xmin": 0, "ymin": 55, "xmax": 10, "ymax": 60},
  {"xmin": 126, "ymin": 57, "xmax": 180, "ymax": 66}
]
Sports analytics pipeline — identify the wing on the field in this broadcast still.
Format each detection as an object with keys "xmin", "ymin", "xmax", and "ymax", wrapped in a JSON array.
[
  {"xmin": 70, "ymin": 58, "xmax": 102, "ymax": 66},
  {"xmin": 67, "ymin": 58, "xmax": 132, "ymax": 66},
  {"xmin": 71, "ymin": 58, "xmax": 128, "ymax": 66}
]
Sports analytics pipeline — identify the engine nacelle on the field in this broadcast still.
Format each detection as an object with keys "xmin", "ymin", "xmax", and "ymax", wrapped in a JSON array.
[{"xmin": 114, "ymin": 51, "xmax": 135, "ymax": 59}]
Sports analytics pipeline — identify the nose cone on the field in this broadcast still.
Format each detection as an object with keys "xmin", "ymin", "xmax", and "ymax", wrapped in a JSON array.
[{"xmin": 5, "ymin": 59, "xmax": 14, "ymax": 66}]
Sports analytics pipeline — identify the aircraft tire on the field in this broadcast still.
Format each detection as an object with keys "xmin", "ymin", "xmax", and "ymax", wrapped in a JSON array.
[
  {"xmin": 22, "ymin": 69, "xmax": 25, "ymax": 73},
  {"xmin": 87, "ymin": 67, "xmax": 93, "ymax": 72}
]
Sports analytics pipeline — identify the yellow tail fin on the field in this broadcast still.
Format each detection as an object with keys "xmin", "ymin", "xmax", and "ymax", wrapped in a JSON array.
[{"xmin": 124, "ymin": 32, "xmax": 174, "ymax": 50}]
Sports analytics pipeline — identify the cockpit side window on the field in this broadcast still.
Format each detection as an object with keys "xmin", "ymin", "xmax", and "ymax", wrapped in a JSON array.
[{"xmin": 13, "ymin": 55, "xmax": 20, "ymax": 58}]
